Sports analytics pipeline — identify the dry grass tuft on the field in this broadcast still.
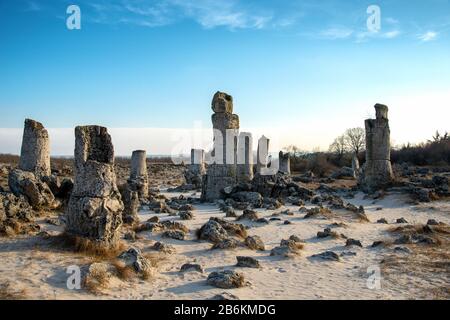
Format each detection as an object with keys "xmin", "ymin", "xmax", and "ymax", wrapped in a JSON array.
[
  {"xmin": 0, "ymin": 281, "xmax": 28, "ymax": 300},
  {"xmin": 48, "ymin": 232, "xmax": 126, "ymax": 259},
  {"xmin": 381, "ymin": 223, "xmax": 450, "ymax": 299},
  {"xmin": 83, "ymin": 265, "xmax": 111, "ymax": 294},
  {"xmin": 111, "ymin": 260, "xmax": 135, "ymax": 281}
]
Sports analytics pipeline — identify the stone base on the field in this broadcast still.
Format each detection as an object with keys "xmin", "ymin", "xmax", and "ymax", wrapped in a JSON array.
[
  {"xmin": 360, "ymin": 160, "xmax": 394, "ymax": 191},
  {"xmin": 201, "ymin": 164, "xmax": 237, "ymax": 202},
  {"xmin": 236, "ymin": 164, "xmax": 253, "ymax": 183},
  {"xmin": 66, "ymin": 194, "xmax": 123, "ymax": 244}
]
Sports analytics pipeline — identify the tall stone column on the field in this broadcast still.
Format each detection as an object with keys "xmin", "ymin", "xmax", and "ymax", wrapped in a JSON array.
[
  {"xmin": 18, "ymin": 119, "xmax": 51, "ymax": 178},
  {"xmin": 237, "ymin": 132, "xmax": 253, "ymax": 183},
  {"xmin": 202, "ymin": 91, "xmax": 239, "ymax": 201},
  {"xmin": 256, "ymin": 136, "xmax": 270, "ymax": 175},
  {"xmin": 278, "ymin": 151, "xmax": 291, "ymax": 175},
  {"xmin": 361, "ymin": 104, "xmax": 394, "ymax": 190},
  {"xmin": 8, "ymin": 119, "xmax": 55, "ymax": 209},
  {"xmin": 184, "ymin": 149, "xmax": 206, "ymax": 189},
  {"xmin": 128, "ymin": 150, "xmax": 149, "ymax": 199},
  {"xmin": 66, "ymin": 126, "xmax": 123, "ymax": 246}
]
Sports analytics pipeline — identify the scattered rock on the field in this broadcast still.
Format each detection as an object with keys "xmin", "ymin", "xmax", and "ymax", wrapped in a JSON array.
[
  {"xmin": 151, "ymin": 242, "xmax": 176, "ymax": 254},
  {"xmin": 212, "ymin": 238, "xmax": 240, "ymax": 250},
  {"xmin": 117, "ymin": 247, "xmax": 153, "ymax": 275},
  {"xmin": 162, "ymin": 230, "xmax": 186, "ymax": 241},
  {"xmin": 207, "ymin": 270, "xmax": 245, "ymax": 289},
  {"xmin": 237, "ymin": 209, "xmax": 259, "ymax": 221},
  {"xmin": 346, "ymin": 239, "xmax": 363, "ymax": 247},
  {"xmin": 180, "ymin": 263, "xmax": 204, "ymax": 273},
  {"xmin": 396, "ymin": 218, "xmax": 408, "ymax": 224},
  {"xmin": 236, "ymin": 256, "xmax": 260, "ymax": 268},
  {"xmin": 377, "ymin": 218, "xmax": 388, "ymax": 224},
  {"xmin": 244, "ymin": 235, "xmax": 265, "ymax": 251},
  {"xmin": 179, "ymin": 211, "xmax": 194, "ymax": 220},
  {"xmin": 211, "ymin": 292, "xmax": 240, "ymax": 300},
  {"xmin": 311, "ymin": 251, "xmax": 340, "ymax": 262}
]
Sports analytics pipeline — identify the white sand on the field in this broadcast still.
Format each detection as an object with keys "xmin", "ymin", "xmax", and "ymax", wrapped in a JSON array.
[{"xmin": 0, "ymin": 191, "xmax": 449, "ymax": 300}]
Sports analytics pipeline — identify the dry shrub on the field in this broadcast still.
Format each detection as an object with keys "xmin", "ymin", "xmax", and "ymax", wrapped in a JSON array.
[
  {"xmin": 381, "ymin": 223, "xmax": 450, "ymax": 299},
  {"xmin": 49, "ymin": 232, "xmax": 126, "ymax": 259},
  {"xmin": 389, "ymin": 223, "xmax": 450, "ymax": 246},
  {"xmin": 111, "ymin": 260, "xmax": 135, "ymax": 281},
  {"xmin": 0, "ymin": 281, "xmax": 28, "ymax": 300},
  {"xmin": 83, "ymin": 265, "xmax": 111, "ymax": 294}
]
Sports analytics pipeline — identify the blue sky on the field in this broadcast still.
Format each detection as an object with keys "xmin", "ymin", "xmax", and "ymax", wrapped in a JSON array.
[{"xmin": 0, "ymin": 0, "xmax": 449, "ymax": 154}]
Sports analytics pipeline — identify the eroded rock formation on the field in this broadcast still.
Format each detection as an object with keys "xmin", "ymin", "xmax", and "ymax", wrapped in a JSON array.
[
  {"xmin": 202, "ymin": 92, "xmax": 240, "ymax": 201},
  {"xmin": 360, "ymin": 104, "xmax": 394, "ymax": 191},
  {"xmin": 128, "ymin": 150, "xmax": 149, "ymax": 199},
  {"xmin": 65, "ymin": 126, "xmax": 123, "ymax": 245}
]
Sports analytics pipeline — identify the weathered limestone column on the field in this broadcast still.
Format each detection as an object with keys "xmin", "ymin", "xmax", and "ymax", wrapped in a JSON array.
[
  {"xmin": 352, "ymin": 154, "xmax": 360, "ymax": 178},
  {"xmin": 128, "ymin": 150, "xmax": 149, "ymax": 199},
  {"xmin": 19, "ymin": 119, "xmax": 51, "ymax": 178},
  {"xmin": 256, "ymin": 136, "xmax": 270, "ymax": 175},
  {"xmin": 8, "ymin": 119, "xmax": 55, "ymax": 209},
  {"xmin": 202, "ymin": 91, "xmax": 239, "ymax": 201},
  {"xmin": 184, "ymin": 149, "xmax": 206, "ymax": 189},
  {"xmin": 66, "ymin": 126, "xmax": 123, "ymax": 245},
  {"xmin": 361, "ymin": 104, "xmax": 394, "ymax": 190},
  {"xmin": 278, "ymin": 151, "xmax": 291, "ymax": 175},
  {"xmin": 237, "ymin": 132, "xmax": 253, "ymax": 183}
]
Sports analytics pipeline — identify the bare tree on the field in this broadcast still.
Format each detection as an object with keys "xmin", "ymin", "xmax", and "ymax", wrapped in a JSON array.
[
  {"xmin": 344, "ymin": 127, "xmax": 365, "ymax": 155},
  {"xmin": 329, "ymin": 135, "xmax": 347, "ymax": 158}
]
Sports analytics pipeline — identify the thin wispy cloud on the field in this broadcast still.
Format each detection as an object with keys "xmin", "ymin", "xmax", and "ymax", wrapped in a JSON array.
[
  {"xmin": 418, "ymin": 31, "xmax": 438, "ymax": 42},
  {"xmin": 320, "ymin": 27, "xmax": 354, "ymax": 39}
]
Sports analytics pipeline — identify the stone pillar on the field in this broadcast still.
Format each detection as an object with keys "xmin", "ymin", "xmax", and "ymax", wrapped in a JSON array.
[
  {"xmin": 184, "ymin": 149, "xmax": 206, "ymax": 189},
  {"xmin": 18, "ymin": 119, "xmax": 51, "ymax": 178},
  {"xmin": 66, "ymin": 126, "xmax": 123, "ymax": 246},
  {"xmin": 237, "ymin": 132, "xmax": 253, "ymax": 183},
  {"xmin": 256, "ymin": 136, "xmax": 270, "ymax": 175},
  {"xmin": 202, "ymin": 91, "xmax": 239, "ymax": 201},
  {"xmin": 190, "ymin": 149, "xmax": 206, "ymax": 174},
  {"xmin": 8, "ymin": 119, "xmax": 55, "ymax": 209},
  {"xmin": 128, "ymin": 150, "xmax": 148, "ymax": 199},
  {"xmin": 361, "ymin": 104, "xmax": 394, "ymax": 190},
  {"xmin": 352, "ymin": 154, "xmax": 360, "ymax": 178},
  {"xmin": 279, "ymin": 151, "xmax": 291, "ymax": 175}
]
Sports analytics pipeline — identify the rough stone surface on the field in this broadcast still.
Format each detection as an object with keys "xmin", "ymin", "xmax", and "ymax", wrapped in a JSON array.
[
  {"xmin": 180, "ymin": 263, "xmax": 204, "ymax": 273},
  {"xmin": 185, "ymin": 149, "xmax": 206, "ymax": 189},
  {"xmin": 197, "ymin": 219, "xmax": 229, "ymax": 243},
  {"xmin": 244, "ymin": 235, "xmax": 265, "ymax": 251},
  {"xmin": 278, "ymin": 151, "xmax": 291, "ymax": 175},
  {"xmin": 120, "ymin": 186, "xmax": 139, "ymax": 225},
  {"xmin": 202, "ymin": 92, "xmax": 240, "ymax": 201},
  {"xmin": 117, "ymin": 247, "xmax": 153, "ymax": 275},
  {"xmin": 236, "ymin": 256, "xmax": 260, "ymax": 268},
  {"xmin": 311, "ymin": 251, "xmax": 340, "ymax": 262},
  {"xmin": 65, "ymin": 126, "xmax": 123, "ymax": 246},
  {"xmin": 236, "ymin": 132, "xmax": 254, "ymax": 183},
  {"xmin": 207, "ymin": 270, "xmax": 245, "ymax": 289},
  {"xmin": 18, "ymin": 119, "xmax": 51, "ymax": 178},
  {"xmin": 128, "ymin": 150, "xmax": 149, "ymax": 199},
  {"xmin": 8, "ymin": 169, "xmax": 55, "ymax": 210},
  {"xmin": 360, "ymin": 104, "xmax": 394, "ymax": 191}
]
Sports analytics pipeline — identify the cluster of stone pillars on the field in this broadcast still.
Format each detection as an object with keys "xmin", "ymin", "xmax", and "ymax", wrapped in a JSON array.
[{"xmin": 201, "ymin": 92, "xmax": 290, "ymax": 201}]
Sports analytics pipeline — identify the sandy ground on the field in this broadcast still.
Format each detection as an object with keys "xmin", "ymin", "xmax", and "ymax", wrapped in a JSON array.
[{"xmin": 1, "ymin": 189, "xmax": 449, "ymax": 300}]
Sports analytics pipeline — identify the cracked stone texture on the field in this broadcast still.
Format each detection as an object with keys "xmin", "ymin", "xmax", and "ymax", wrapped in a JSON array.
[
  {"xmin": 18, "ymin": 119, "xmax": 51, "ymax": 179},
  {"xmin": 361, "ymin": 104, "xmax": 394, "ymax": 191},
  {"xmin": 65, "ymin": 126, "xmax": 123, "ymax": 245}
]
